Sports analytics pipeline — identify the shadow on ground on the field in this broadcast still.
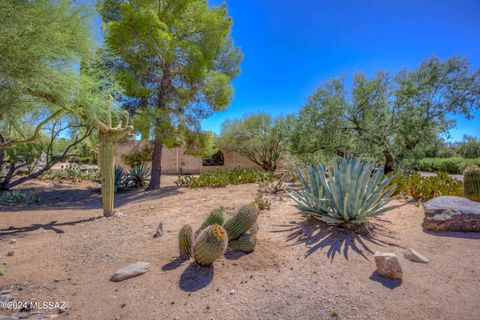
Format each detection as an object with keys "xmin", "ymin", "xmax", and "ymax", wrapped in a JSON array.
[
  {"xmin": 0, "ymin": 216, "xmax": 104, "ymax": 237},
  {"xmin": 179, "ymin": 263, "xmax": 214, "ymax": 292},
  {"xmin": 369, "ymin": 271, "xmax": 402, "ymax": 289},
  {"xmin": 0, "ymin": 185, "xmax": 182, "ymax": 212},
  {"xmin": 275, "ymin": 217, "xmax": 403, "ymax": 261},
  {"xmin": 423, "ymin": 230, "xmax": 480, "ymax": 239}
]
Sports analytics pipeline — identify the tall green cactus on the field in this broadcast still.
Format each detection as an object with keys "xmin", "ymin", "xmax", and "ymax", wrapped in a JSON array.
[
  {"xmin": 228, "ymin": 234, "xmax": 256, "ymax": 253},
  {"xmin": 98, "ymin": 110, "xmax": 133, "ymax": 216},
  {"xmin": 195, "ymin": 207, "xmax": 227, "ymax": 237},
  {"xmin": 464, "ymin": 165, "xmax": 480, "ymax": 202},
  {"xmin": 223, "ymin": 203, "xmax": 259, "ymax": 240},
  {"xmin": 193, "ymin": 224, "xmax": 228, "ymax": 266},
  {"xmin": 179, "ymin": 224, "xmax": 193, "ymax": 259}
]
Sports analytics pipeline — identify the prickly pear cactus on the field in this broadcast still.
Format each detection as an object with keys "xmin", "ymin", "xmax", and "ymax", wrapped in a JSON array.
[
  {"xmin": 193, "ymin": 224, "xmax": 228, "ymax": 265},
  {"xmin": 224, "ymin": 203, "xmax": 259, "ymax": 240},
  {"xmin": 228, "ymin": 234, "xmax": 256, "ymax": 253},
  {"xmin": 464, "ymin": 165, "xmax": 480, "ymax": 202},
  {"xmin": 179, "ymin": 224, "xmax": 193, "ymax": 259},
  {"xmin": 195, "ymin": 207, "xmax": 227, "ymax": 237}
]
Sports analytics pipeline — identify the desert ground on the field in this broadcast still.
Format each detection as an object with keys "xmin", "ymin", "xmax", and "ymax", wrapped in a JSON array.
[{"xmin": 1, "ymin": 177, "xmax": 479, "ymax": 320}]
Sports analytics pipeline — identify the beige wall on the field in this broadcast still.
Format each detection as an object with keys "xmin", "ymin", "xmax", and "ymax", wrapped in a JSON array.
[{"xmin": 114, "ymin": 140, "xmax": 259, "ymax": 174}]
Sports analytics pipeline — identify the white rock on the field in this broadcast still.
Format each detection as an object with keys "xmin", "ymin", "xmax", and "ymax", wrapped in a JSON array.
[
  {"xmin": 110, "ymin": 262, "xmax": 150, "ymax": 282},
  {"xmin": 404, "ymin": 248, "xmax": 429, "ymax": 263},
  {"xmin": 374, "ymin": 252, "xmax": 403, "ymax": 280}
]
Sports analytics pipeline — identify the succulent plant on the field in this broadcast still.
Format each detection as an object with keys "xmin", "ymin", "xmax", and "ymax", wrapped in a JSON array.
[
  {"xmin": 193, "ymin": 224, "xmax": 228, "ymax": 265},
  {"xmin": 464, "ymin": 165, "xmax": 480, "ymax": 202},
  {"xmin": 246, "ymin": 222, "xmax": 259, "ymax": 239},
  {"xmin": 178, "ymin": 224, "xmax": 193, "ymax": 259},
  {"xmin": 114, "ymin": 165, "xmax": 126, "ymax": 192},
  {"xmin": 228, "ymin": 234, "xmax": 256, "ymax": 253},
  {"xmin": 223, "ymin": 203, "xmax": 259, "ymax": 240},
  {"xmin": 195, "ymin": 207, "xmax": 227, "ymax": 237},
  {"xmin": 288, "ymin": 156, "xmax": 396, "ymax": 226},
  {"xmin": 127, "ymin": 163, "xmax": 151, "ymax": 188}
]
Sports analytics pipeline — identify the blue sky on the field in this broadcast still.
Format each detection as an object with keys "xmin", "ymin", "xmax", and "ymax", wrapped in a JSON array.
[{"xmin": 90, "ymin": 0, "xmax": 480, "ymax": 141}]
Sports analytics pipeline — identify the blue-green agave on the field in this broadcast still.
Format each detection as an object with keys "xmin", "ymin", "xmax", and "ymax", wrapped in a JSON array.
[{"xmin": 288, "ymin": 157, "xmax": 396, "ymax": 225}]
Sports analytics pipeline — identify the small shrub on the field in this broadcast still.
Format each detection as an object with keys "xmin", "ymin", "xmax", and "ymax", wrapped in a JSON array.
[
  {"xmin": 0, "ymin": 266, "xmax": 5, "ymax": 276},
  {"xmin": 122, "ymin": 146, "xmax": 152, "ymax": 168},
  {"xmin": 0, "ymin": 190, "xmax": 39, "ymax": 206},
  {"xmin": 44, "ymin": 164, "xmax": 99, "ymax": 182},
  {"xmin": 175, "ymin": 168, "xmax": 268, "ymax": 188},
  {"xmin": 391, "ymin": 172, "xmax": 463, "ymax": 201},
  {"xmin": 114, "ymin": 166, "xmax": 127, "ymax": 192},
  {"xmin": 127, "ymin": 163, "xmax": 151, "ymax": 188},
  {"xmin": 254, "ymin": 195, "xmax": 271, "ymax": 210},
  {"xmin": 415, "ymin": 157, "xmax": 480, "ymax": 174},
  {"xmin": 288, "ymin": 157, "xmax": 395, "ymax": 226}
]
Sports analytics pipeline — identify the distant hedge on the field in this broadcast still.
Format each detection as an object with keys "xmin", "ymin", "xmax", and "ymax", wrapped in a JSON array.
[{"xmin": 415, "ymin": 157, "xmax": 480, "ymax": 174}]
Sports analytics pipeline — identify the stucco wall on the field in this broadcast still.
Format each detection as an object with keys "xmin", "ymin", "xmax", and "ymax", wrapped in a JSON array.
[{"xmin": 114, "ymin": 140, "xmax": 259, "ymax": 174}]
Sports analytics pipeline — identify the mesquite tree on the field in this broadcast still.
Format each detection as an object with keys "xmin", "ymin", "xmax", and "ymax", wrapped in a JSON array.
[{"xmin": 98, "ymin": 0, "xmax": 242, "ymax": 190}]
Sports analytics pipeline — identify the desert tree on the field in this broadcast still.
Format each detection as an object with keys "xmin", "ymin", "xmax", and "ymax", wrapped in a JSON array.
[
  {"xmin": 98, "ymin": 0, "xmax": 242, "ymax": 190},
  {"xmin": 290, "ymin": 57, "xmax": 480, "ymax": 173},
  {"xmin": 217, "ymin": 113, "xmax": 290, "ymax": 172}
]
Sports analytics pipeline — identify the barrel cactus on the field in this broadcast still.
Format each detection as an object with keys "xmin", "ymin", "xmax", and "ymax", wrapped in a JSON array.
[
  {"xmin": 193, "ymin": 224, "xmax": 228, "ymax": 265},
  {"xmin": 223, "ymin": 203, "xmax": 259, "ymax": 240},
  {"xmin": 228, "ymin": 234, "xmax": 256, "ymax": 253},
  {"xmin": 178, "ymin": 224, "xmax": 193, "ymax": 259},
  {"xmin": 464, "ymin": 165, "xmax": 480, "ymax": 202},
  {"xmin": 195, "ymin": 207, "xmax": 227, "ymax": 237}
]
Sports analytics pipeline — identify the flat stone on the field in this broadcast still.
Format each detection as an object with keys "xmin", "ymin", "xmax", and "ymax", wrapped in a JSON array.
[
  {"xmin": 0, "ymin": 294, "xmax": 14, "ymax": 302},
  {"xmin": 374, "ymin": 252, "xmax": 403, "ymax": 280},
  {"xmin": 0, "ymin": 316, "xmax": 19, "ymax": 320},
  {"xmin": 423, "ymin": 196, "xmax": 480, "ymax": 232},
  {"xmin": 404, "ymin": 248, "xmax": 429, "ymax": 263},
  {"xmin": 110, "ymin": 262, "xmax": 150, "ymax": 282}
]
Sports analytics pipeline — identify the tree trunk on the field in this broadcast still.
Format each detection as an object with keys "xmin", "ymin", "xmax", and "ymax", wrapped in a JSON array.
[
  {"xmin": 147, "ymin": 137, "xmax": 162, "ymax": 190},
  {"xmin": 99, "ymin": 131, "xmax": 115, "ymax": 216},
  {"xmin": 383, "ymin": 150, "xmax": 394, "ymax": 174}
]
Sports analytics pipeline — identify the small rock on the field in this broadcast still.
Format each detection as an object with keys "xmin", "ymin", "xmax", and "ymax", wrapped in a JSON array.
[
  {"xmin": 404, "ymin": 248, "xmax": 429, "ymax": 263},
  {"xmin": 374, "ymin": 252, "xmax": 403, "ymax": 280},
  {"xmin": 0, "ymin": 315, "xmax": 19, "ymax": 320},
  {"xmin": 0, "ymin": 294, "xmax": 14, "ymax": 302},
  {"xmin": 153, "ymin": 223, "xmax": 164, "ymax": 238},
  {"xmin": 229, "ymin": 289, "xmax": 235, "ymax": 295},
  {"xmin": 9, "ymin": 239, "xmax": 16, "ymax": 244},
  {"xmin": 110, "ymin": 262, "xmax": 150, "ymax": 282},
  {"xmin": 7, "ymin": 251, "xmax": 14, "ymax": 256}
]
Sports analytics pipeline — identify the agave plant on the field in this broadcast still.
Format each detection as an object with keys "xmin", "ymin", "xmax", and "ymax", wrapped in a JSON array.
[
  {"xmin": 127, "ymin": 163, "xmax": 151, "ymax": 188},
  {"xmin": 288, "ymin": 157, "xmax": 395, "ymax": 225},
  {"xmin": 114, "ymin": 166, "xmax": 126, "ymax": 192}
]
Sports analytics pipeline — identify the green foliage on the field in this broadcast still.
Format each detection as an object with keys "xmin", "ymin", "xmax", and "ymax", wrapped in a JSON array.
[
  {"xmin": 223, "ymin": 203, "xmax": 259, "ymax": 241},
  {"xmin": 44, "ymin": 164, "xmax": 99, "ymax": 183},
  {"xmin": 0, "ymin": 190, "xmax": 39, "ymax": 206},
  {"xmin": 179, "ymin": 224, "xmax": 193, "ymax": 260},
  {"xmin": 217, "ymin": 113, "xmax": 290, "ymax": 171},
  {"xmin": 127, "ymin": 164, "xmax": 151, "ymax": 188},
  {"xmin": 121, "ymin": 146, "xmax": 152, "ymax": 168},
  {"xmin": 114, "ymin": 166, "xmax": 126, "ymax": 192},
  {"xmin": 193, "ymin": 224, "xmax": 228, "ymax": 266},
  {"xmin": 254, "ymin": 195, "xmax": 271, "ymax": 210},
  {"xmin": 195, "ymin": 207, "xmax": 227, "ymax": 237},
  {"xmin": 458, "ymin": 136, "xmax": 480, "ymax": 159},
  {"xmin": 228, "ymin": 234, "xmax": 256, "ymax": 253},
  {"xmin": 175, "ymin": 168, "xmax": 271, "ymax": 188},
  {"xmin": 289, "ymin": 157, "xmax": 395, "ymax": 225},
  {"xmin": 0, "ymin": 266, "xmax": 5, "ymax": 276},
  {"xmin": 415, "ymin": 158, "xmax": 480, "ymax": 174},
  {"xmin": 464, "ymin": 165, "xmax": 480, "ymax": 202},
  {"xmin": 289, "ymin": 57, "xmax": 480, "ymax": 172},
  {"xmin": 391, "ymin": 172, "xmax": 463, "ymax": 201}
]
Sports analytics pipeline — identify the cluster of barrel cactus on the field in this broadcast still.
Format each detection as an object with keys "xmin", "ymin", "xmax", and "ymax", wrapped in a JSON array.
[
  {"xmin": 464, "ymin": 165, "xmax": 480, "ymax": 202},
  {"xmin": 178, "ymin": 203, "xmax": 260, "ymax": 265}
]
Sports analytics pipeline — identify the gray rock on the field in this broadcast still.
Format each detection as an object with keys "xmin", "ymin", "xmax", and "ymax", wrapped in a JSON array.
[
  {"xmin": 0, "ymin": 294, "xmax": 14, "ymax": 302},
  {"xmin": 423, "ymin": 196, "xmax": 480, "ymax": 232},
  {"xmin": 0, "ymin": 316, "xmax": 19, "ymax": 320},
  {"xmin": 374, "ymin": 252, "xmax": 403, "ymax": 280},
  {"xmin": 110, "ymin": 262, "xmax": 150, "ymax": 282},
  {"xmin": 404, "ymin": 248, "xmax": 429, "ymax": 263}
]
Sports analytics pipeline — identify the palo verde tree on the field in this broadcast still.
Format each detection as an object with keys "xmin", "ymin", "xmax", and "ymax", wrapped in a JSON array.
[
  {"xmin": 98, "ymin": 0, "xmax": 242, "ymax": 190},
  {"xmin": 290, "ymin": 57, "xmax": 480, "ymax": 173},
  {"xmin": 0, "ymin": 0, "xmax": 133, "ymax": 216},
  {"xmin": 217, "ymin": 113, "xmax": 290, "ymax": 172}
]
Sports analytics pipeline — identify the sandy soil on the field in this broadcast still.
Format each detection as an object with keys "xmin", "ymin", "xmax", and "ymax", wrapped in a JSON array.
[{"xmin": 0, "ymin": 177, "xmax": 479, "ymax": 320}]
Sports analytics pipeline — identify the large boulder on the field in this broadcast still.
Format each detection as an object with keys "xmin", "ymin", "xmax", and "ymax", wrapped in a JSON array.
[{"xmin": 423, "ymin": 196, "xmax": 480, "ymax": 232}]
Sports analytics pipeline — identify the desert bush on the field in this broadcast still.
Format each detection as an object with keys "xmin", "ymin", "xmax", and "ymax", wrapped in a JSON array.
[
  {"xmin": 415, "ymin": 157, "xmax": 480, "ymax": 174},
  {"xmin": 121, "ymin": 146, "xmax": 152, "ymax": 168},
  {"xmin": 288, "ymin": 157, "xmax": 395, "ymax": 226},
  {"xmin": 254, "ymin": 195, "xmax": 271, "ymax": 210},
  {"xmin": 0, "ymin": 190, "xmax": 39, "ymax": 206},
  {"xmin": 43, "ymin": 164, "xmax": 99, "ymax": 183},
  {"xmin": 175, "ymin": 168, "xmax": 270, "ymax": 188},
  {"xmin": 391, "ymin": 172, "xmax": 463, "ymax": 201}
]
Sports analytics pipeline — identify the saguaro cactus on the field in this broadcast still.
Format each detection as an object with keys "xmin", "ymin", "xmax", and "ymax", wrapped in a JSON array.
[{"xmin": 97, "ymin": 110, "xmax": 133, "ymax": 216}]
